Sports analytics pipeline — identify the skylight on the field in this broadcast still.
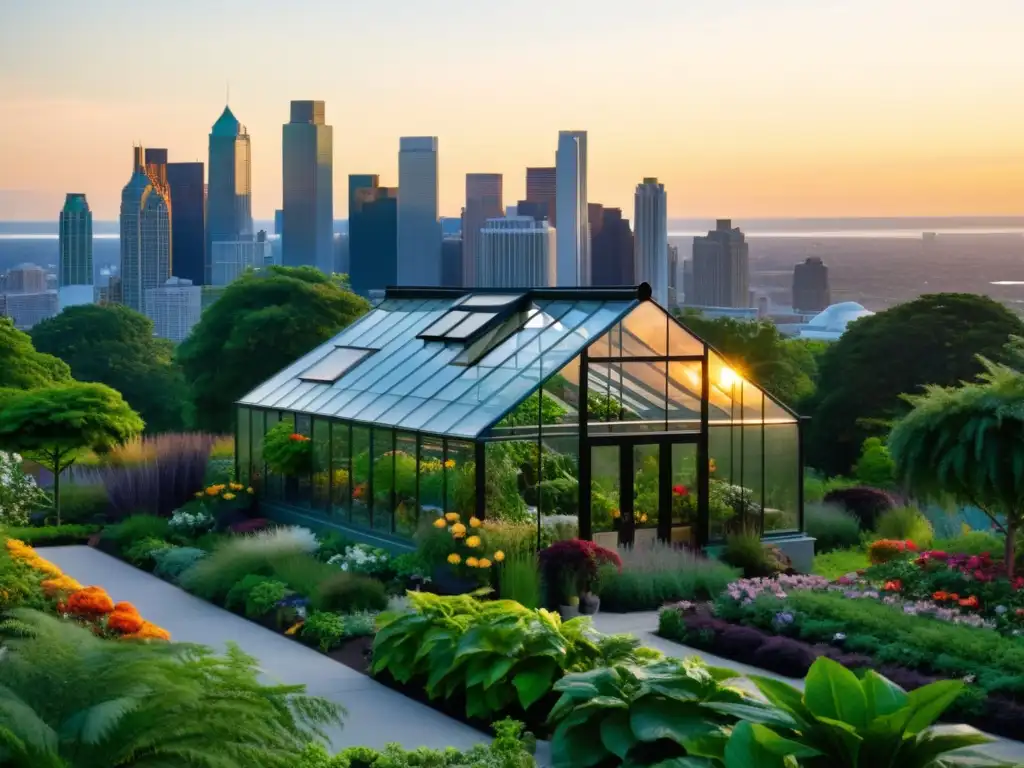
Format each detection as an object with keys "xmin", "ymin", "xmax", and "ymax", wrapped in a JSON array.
[{"xmin": 298, "ymin": 347, "xmax": 373, "ymax": 383}]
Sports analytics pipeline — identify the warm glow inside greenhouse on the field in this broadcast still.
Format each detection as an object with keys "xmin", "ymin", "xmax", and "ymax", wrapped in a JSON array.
[{"xmin": 235, "ymin": 284, "xmax": 804, "ymax": 550}]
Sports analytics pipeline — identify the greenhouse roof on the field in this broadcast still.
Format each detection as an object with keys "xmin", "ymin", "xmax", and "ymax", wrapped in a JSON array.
[{"xmin": 238, "ymin": 285, "xmax": 798, "ymax": 439}]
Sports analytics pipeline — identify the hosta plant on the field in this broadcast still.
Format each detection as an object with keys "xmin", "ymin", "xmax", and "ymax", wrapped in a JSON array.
[{"xmin": 547, "ymin": 659, "xmax": 758, "ymax": 768}]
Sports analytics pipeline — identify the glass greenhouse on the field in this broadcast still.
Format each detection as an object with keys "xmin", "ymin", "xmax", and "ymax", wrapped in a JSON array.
[{"xmin": 235, "ymin": 285, "xmax": 804, "ymax": 551}]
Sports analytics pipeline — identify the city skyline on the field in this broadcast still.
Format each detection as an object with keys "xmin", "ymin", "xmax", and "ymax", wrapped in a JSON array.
[{"xmin": 3, "ymin": 1, "xmax": 1023, "ymax": 221}]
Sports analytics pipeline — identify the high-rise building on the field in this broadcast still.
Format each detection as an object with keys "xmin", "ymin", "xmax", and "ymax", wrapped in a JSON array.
[
  {"xmin": 591, "ymin": 207, "xmax": 634, "ymax": 286},
  {"xmin": 1, "ymin": 290, "xmax": 58, "ymax": 330},
  {"xmin": 397, "ymin": 136, "xmax": 441, "ymax": 286},
  {"xmin": 525, "ymin": 167, "xmax": 556, "ymax": 225},
  {"xmin": 274, "ymin": 209, "xmax": 284, "ymax": 235},
  {"xmin": 210, "ymin": 231, "xmax": 273, "ymax": 286},
  {"xmin": 792, "ymin": 257, "xmax": 831, "ymax": 312},
  {"xmin": 667, "ymin": 244, "xmax": 680, "ymax": 307},
  {"xmin": 58, "ymin": 193, "xmax": 92, "ymax": 288},
  {"xmin": 167, "ymin": 162, "xmax": 205, "ymax": 285},
  {"xmin": 462, "ymin": 173, "xmax": 503, "ymax": 288},
  {"xmin": 120, "ymin": 147, "xmax": 171, "ymax": 313},
  {"xmin": 207, "ymin": 106, "xmax": 253, "ymax": 282},
  {"xmin": 442, "ymin": 236, "xmax": 463, "ymax": 288},
  {"xmin": 690, "ymin": 219, "xmax": 750, "ymax": 308},
  {"xmin": 555, "ymin": 131, "xmax": 589, "ymax": 286},
  {"xmin": 5, "ymin": 263, "xmax": 47, "ymax": 294},
  {"xmin": 282, "ymin": 100, "xmax": 333, "ymax": 273},
  {"xmin": 143, "ymin": 148, "xmax": 169, "ymax": 195},
  {"xmin": 349, "ymin": 175, "xmax": 398, "ymax": 297},
  {"xmin": 478, "ymin": 215, "xmax": 556, "ymax": 289},
  {"xmin": 633, "ymin": 177, "xmax": 669, "ymax": 305},
  {"xmin": 144, "ymin": 277, "xmax": 201, "ymax": 343}
]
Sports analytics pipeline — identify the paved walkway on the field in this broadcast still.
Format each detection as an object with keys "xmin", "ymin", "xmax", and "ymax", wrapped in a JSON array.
[{"xmin": 593, "ymin": 611, "xmax": 1024, "ymax": 766}]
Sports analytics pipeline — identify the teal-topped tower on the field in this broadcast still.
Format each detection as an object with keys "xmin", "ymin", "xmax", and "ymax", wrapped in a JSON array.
[
  {"xmin": 59, "ymin": 193, "xmax": 93, "ymax": 288},
  {"xmin": 206, "ymin": 105, "xmax": 253, "ymax": 283}
]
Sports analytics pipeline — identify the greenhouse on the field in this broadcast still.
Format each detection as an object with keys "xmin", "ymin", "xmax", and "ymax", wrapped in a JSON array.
[{"xmin": 235, "ymin": 284, "xmax": 806, "ymax": 555}]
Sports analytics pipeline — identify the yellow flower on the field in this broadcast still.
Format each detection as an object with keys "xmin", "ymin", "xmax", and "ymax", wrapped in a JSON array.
[
  {"xmin": 223, "ymin": 492, "xmax": 236, "ymax": 500},
  {"xmin": 465, "ymin": 535, "xmax": 481, "ymax": 548},
  {"xmin": 477, "ymin": 558, "xmax": 492, "ymax": 568},
  {"xmin": 612, "ymin": 509, "xmax": 621, "ymax": 519},
  {"xmin": 493, "ymin": 550, "xmax": 505, "ymax": 562},
  {"xmin": 447, "ymin": 553, "xmax": 461, "ymax": 565},
  {"xmin": 639, "ymin": 513, "xmax": 648, "ymax": 523},
  {"xmin": 246, "ymin": 487, "xmax": 254, "ymax": 494},
  {"xmin": 444, "ymin": 459, "xmax": 456, "ymax": 469},
  {"xmin": 451, "ymin": 523, "xmax": 467, "ymax": 538},
  {"xmin": 469, "ymin": 516, "xmax": 482, "ymax": 528},
  {"xmin": 445, "ymin": 512, "xmax": 460, "ymax": 522},
  {"xmin": 205, "ymin": 487, "xmax": 219, "ymax": 496},
  {"xmin": 709, "ymin": 458, "xmax": 717, "ymax": 473},
  {"xmin": 194, "ymin": 492, "xmax": 204, "ymax": 498},
  {"xmin": 465, "ymin": 557, "xmax": 479, "ymax": 568},
  {"xmin": 285, "ymin": 621, "xmax": 304, "ymax": 636},
  {"xmin": 433, "ymin": 517, "xmax": 447, "ymax": 529},
  {"xmin": 229, "ymin": 482, "xmax": 243, "ymax": 491}
]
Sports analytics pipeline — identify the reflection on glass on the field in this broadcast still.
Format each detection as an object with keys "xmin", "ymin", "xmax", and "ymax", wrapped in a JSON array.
[
  {"xmin": 311, "ymin": 418, "xmax": 331, "ymax": 510},
  {"xmin": 446, "ymin": 440, "xmax": 476, "ymax": 517},
  {"xmin": 633, "ymin": 445, "xmax": 660, "ymax": 545},
  {"xmin": 371, "ymin": 428, "xmax": 395, "ymax": 532},
  {"xmin": 486, "ymin": 441, "xmax": 530, "ymax": 522},
  {"xmin": 419, "ymin": 436, "xmax": 444, "ymax": 525},
  {"xmin": 394, "ymin": 432, "xmax": 418, "ymax": 536},
  {"xmin": 765, "ymin": 423, "xmax": 800, "ymax": 534},
  {"xmin": 263, "ymin": 412, "xmax": 281, "ymax": 501},
  {"xmin": 330, "ymin": 421, "xmax": 350, "ymax": 521},
  {"xmin": 351, "ymin": 426, "xmax": 371, "ymax": 528},
  {"xmin": 591, "ymin": 446, "xmax": 620, "ymax": 548},
  {"xmin": 670, "ymin": 443, "xmax": 698, "ymax": 547}
]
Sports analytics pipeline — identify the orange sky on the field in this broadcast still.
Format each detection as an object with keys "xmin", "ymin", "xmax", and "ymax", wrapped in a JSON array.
[{"xmin": 1, "ymin": 0, "xmax": 1022, "ymax": 220}]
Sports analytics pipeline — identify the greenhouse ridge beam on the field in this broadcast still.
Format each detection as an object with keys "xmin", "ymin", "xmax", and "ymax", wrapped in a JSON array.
[{"xmin": 383, "ymin": 283, "xmax": 653, "ymax": 303}]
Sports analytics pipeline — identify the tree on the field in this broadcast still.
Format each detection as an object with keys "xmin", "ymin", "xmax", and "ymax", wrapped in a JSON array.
[
  {"xmin": 178, "ymin": 266, "xmax": 370, "ymax": 433},
  {"xmin": 0, "ymin": 609, "xmax": 341, "ymax": 767},
  {"xmin": 806, "ymin": 293, "xmax": 1024, "ymax": 475},
  {"xmin": 31, "ymin": 304, "xmax": 189, "ymax": 433},
  {"xmin": 0, "ymin": 382, "xmax": 144, "ymax": 524},
  {"xmin": 852, "ymin": 436, "xmax": 896, "ymax": 488},
  {"xmin": 888, "ymin": 348, "xmax": 1024, "ymax": 575},
  {"xmin": 0, "ymin": 317, "xmax": 71, "ymax": 390},
  {"xmin": 677, "ymin": 311, "xmax": 819, "ymax": 407}
]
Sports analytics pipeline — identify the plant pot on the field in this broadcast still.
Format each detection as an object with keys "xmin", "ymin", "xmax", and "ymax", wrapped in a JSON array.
[
  {"xmin": 579, "ymin": 592, "xmax": 601, "ymax": 615},
  {"xmin": 558, "ymin": 604, "xmax": 580, "ymax": 619}
]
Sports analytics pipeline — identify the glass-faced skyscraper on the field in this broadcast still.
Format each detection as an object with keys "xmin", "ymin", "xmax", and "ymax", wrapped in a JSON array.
[
  {"xmin": 555, "ymin": 130, "xmax": 589, "ymax": 286},
  {"xmin": 348, "ymin": 174, "xmax": 398, "ymax": 297},
  {"xmin": 282, "ymin": 100, "xmax": 334, "ymax": 274},
  {"xmin": 167, "ymin": 162, "xmax": 206, "ymax": 285},
  {"xmin": 397, "ymin": 137, "xmax": 441, "ymax": 286},
  {"xmin": 59, "ymin": 193, "xmax": 93, "ymax": 287},
  {"xmin": 207, "ymin": 106, "xmax": 253, "ymax": 282},
  {"xmin": 120, "ymin": 148, "xmax": 171, "ymax": 313},
  {"xmin": 634, "ymin": 177, "xmax": 669, "ymax": 305}
]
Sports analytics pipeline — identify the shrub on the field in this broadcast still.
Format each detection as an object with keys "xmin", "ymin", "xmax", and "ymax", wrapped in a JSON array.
[
  {"xmin": 537, "ymin": 538, "xmax": 621, "ymax": 603},
  {"xmin": 3, "ymin": 524, "xmax": 99, "ymax": 546},
  {"xmin": 935, "ymin": 530, "xmax": 1004, "ymax": 557},
  {"xmin": 124, "ymin": 536, "xmax": 172, "ymax": 568},
  {"xmin": 716, "ymin": 624, "xmax": 767, "ymax": 663},
  {"xmin": 812, "ymin": 546, "xmax": 869, "ymax": 579},
  {"xmin": 326, "ymin": 543, "xmax": 391, "ymax": 578},
  {"xmin": 340, "ymin": 611, "xmax": 377, "ymax": 638},
  {"xmin": 0, "ymin": 451, "xmax": 50, "ymax": 526},
  {"xmin": 498, "ymin": 550, "xmax": 542, "ymax": 609},
  {"xmin": 876, "ymin": 505, "xmax": 934, "ymax": 547},
  {"xmin": 151, "ymin": 546, "xmax": 207, "ymax": 582},
  {"xmin": 225, "ymin": 574, "xmax": 278, "ymax": 613},
  {"xmin": 751, "ymin": 635, "xmax": 817, "ymax": 677},
  {"xmin": 263, "ymin": 419, "xmax": 312, "ymax": 476},
  {"xmin": 868, "ymin": 538, "xmax": 918, "ymax": 564},
  {"xmin": 300, "ymin": 611, "xmax": 346, "ymax": 652},
  {"xmin": 804, "ymin": 501, "xmax": 860, "ymax": 553},
  {"xmin": 53, "ymin": 483, "xmax": 108, "ymax": 524},
  {"xmin": 270, "ymin": 554, "xmax": 336, "ymax": 596},
  {"xmin": 104, "ymin": 515, "xmax": 170, "ymax": 553},
  {"xmin": 719, "ymin": 532, "xmax": 780, "ymax": 578},
  {"xmin": 245, "ymin": 579, "xmax": 289, "ymax": 618},
  {"xmin": 823, "ymin": 485, "xmax": 897, "ymax": 529},
  {"xmin": 168, "ymin": 507, "xmax": 215, "ymax": 538},
  {"xmin": 599, "ymin": 542, "xmax": 739, "ymax": 612},
  {"xmin": 311, "ymin": 572, "xmax": 388, "ymax": 613}
]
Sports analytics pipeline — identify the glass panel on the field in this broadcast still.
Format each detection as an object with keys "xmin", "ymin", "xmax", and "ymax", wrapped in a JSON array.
[
  {"xmin": 590, "ymin": 446, "xmax": 620, "ymax": 547},
  {"xmin": 667, "ymin": 360, "xmax": 703, "ymax": 431},
  {"xmin": 670, "ymin": 443, "xmax": 699, "ymax": 547},
  {"xmin": 708, "ymin": 423, "xmax": 760, "ymax": 540},
  {"xmin": 764, "ymin": 395, "xmax": 798, "ymax": 425},
  {"xmin": 444, "ymin": 311, "xmax": 497, "ymax": 340},
  {"xmin": 445, "ymin": 440, "xmax": 476, "ymax": 518},
  {"xmin": 394, "ymin": 432, "xmax": 419, "ymax": 537},
  {"xmin": 459, "ymin": 293, "xmax": 524, "ymax": 308},
  {"xmin": 350, "ymin": 393, "xmax": 401, "ymax": 423},
  {"xmin": 539, "ymin": 431, "xmax": 578, "ymax": 528},
  {"xmin": 633, "ymin": 445, "xmax": 660, "ymax": 544},
  {"xmin": 237, "ymin": 407, "xmax": 251, "ymax": 485},
  {"xmin": 591, "ymin": 361, "xmax": 666, "ymax": 431},
  {"xmin": 293, "ymin": 413, "xmax": 312, "ymax": 507},
  {"xmin": 387, "ymin": 347, "xmax": 461, "ymax": 397},
  {"xmin": 621, "ymin": 301, "xmax": 668, "ymax": 356},
  {"xmin": 366, "ymin": 344, "xmax": 438, "ymax": 395},
  {"xmin": 330, "ymin": 308, "xmax": 389, "ymax": 347},
  {"xmin": 299, "ymin": 346, "xmax": 373, "ymax": 383},
  {"xmin": 250, "ymin": 410, "xmax": 265, "ymax": 490},
  {"xmin": 351, "ymin": 425, "xmax": 371, "ymax": 528},
  {"xmin": 331, "ymin": 421, "xmax": 351, "ymax": 521},
  {"xmin": 669, "ymin": 314, "xmax": 706, "ymax": 356},
  {"xmin": 263, "ymin": 411, "xmax": 282, "ymax": 501},
  {"xmin": 419, "ymin": 436, "xmax": 445, "ymax": 525},
  {"xmin": 260, "ymin": 379, "xmax": 303, "ymax": 409},
  {"xmin": 290, "ymin": 385, "xmax": 329, "ymax": 413},
  {"xmin": 486, "ymin": 441, "xmax": 532, "ymax": 522},
  {"xmin": 311, "ymin": 417, "xmax": 331, "ymax": 511},
  {"xmin": 421, "ymin": 310, "xmax": 469, "ymax": 337},
  {"xmin": 371, "ymin": 428, "xmax": 395, "ymax": 532},
  {"xmin": 764, "ymin": 422, "xmax": 800, "ymax": 534},
  {"xmin": 707, "ymin": 350, "xmax": 740, "ymax": 421}
]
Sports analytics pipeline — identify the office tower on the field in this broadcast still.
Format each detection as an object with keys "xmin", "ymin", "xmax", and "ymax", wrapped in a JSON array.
[
  {"xmin": 207, "ymin": 105, "xmax": 253, "ymax": 281},
  {"xmin": 591, "ymin": 207, "xmax": 634, "ymax": 286},
  {"xmin": 334, "ymin": 233, "xmax": 349, "ymax": 275},
  {"xmin": 633, "ymin": 177, "xmax": 669, "ymax": 305},
  {"xmin": 691, "ymin": 219, "xmax": 750, "ymax": 308},
  {"xmin": 792, "ymin": 256, "xmax": 831, "ymax": 312},
  {"xmin": 282, "ymin": 100, "xmax": 334, "ymax": 273},
  {"xmin": 478, "ymin": 216, "xmax": 556, "ymax": 289},
  {"xmin": 167, "ymin": 162, "xmax": 205, "ymax": 285},
  {"xmin": 144, "ymin": 277, "xmax": 201, "ymax": 343},
  {"xmin": 58, "ymin": 193, "xmax": 93, "ymax": 291},
  {"xmin": 462, "ymin": 173, "xmax": 503, "ymax": 287},
  {"xmin": 667, "ymin": 244, "xmax": 680, "ymax": 307},
  {"xmin": 5, "ymin": 263, "xmax": 47, "ymax": 293},
  {"xmin": 525, "ymin": 167, "xmax": 556, "ymax": 225},
  {"xmin": 349, "ymin": 174, "xmax": 398, "ymax": 296},
  {"xmin": 274, "ymin": 209, "xmax": 284, "ymax": 235},
  {"xmin": 1, "ymin": 290, "xmax": 58, "ymax": 329},
  {"xmin": 516, "ymin": 200, "xmax": 547, "ymax": 222},
  {"xmin": 210, "ymin": 231, "xmax": 273, "ymax": 286},
  {"xmin": 143, "ymin": 148, "xmax": 169, "ymax": 194},
  {"xmin": 441, "ymin": 236, "xmax": 463, "ymax": 288},
  {"xmin": 555, "ymin": 131, "xmax": 589, "ymax": 286},
  {"xmin": 120, "ymin": 148, "xmax": 171, "ymax": 313},
  {"xmin": 397, "ymin": 136, "xmax": 441, "ymax": 286}
]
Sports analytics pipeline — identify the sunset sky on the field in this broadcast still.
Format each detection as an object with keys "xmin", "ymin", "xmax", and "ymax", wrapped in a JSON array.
[{"xmin": 1, "ymin": 0, "xmax": 1022, "ymax": 221}]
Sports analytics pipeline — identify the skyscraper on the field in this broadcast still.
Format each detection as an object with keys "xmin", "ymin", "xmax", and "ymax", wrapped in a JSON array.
[
  {"xmin": 207, "ymin": 106, "xmax": 253, "ymax": 281},
  {"xmin": 667, "ymin": 244, "xmax": 680, "ymax": 307},
  {"xmin": 120, "ymin": 147, "xmax": 171, "ymax": 313},
  {"xmin": 58, "ymin": 193, "xmax": 93, "ymax": 288},
  {"xmin": 441, "ymin": 236, "xmax": 463, "ymax": 288},
  {"xmin": 555, "ymin": 131, "xmax": 589, "ymax": 286},
  {"xmin": 143, "ymin": 148, "xmax": 169, "ymax": 195},
  {"xmin": 282, "ymin": 100, "xmax": 333, "ymax": 273},
  {"xmin": 167, "ymin": 162, "xmax": 205, "ymax": 285},
  {"xmin": 524, "ymin": 167, "xmax": 556, "ymax": 225},
  {"xmin": 397, "ymin": 137, "xmax": 441, "ymax": 286},
  {"xmin": 591, "ymin": 207, "xmax": 634, "ymax": 286},
  {"xmin": 462, "ymin": 173, "xmax": 503, "ymax": 288},
  {"xmin": 145, "ymin": 277, "xmax": 202, "ymax": 343},
  {"xmin": 478, "ymin": 216, "xmax": 556, "ymax": 289},
  {"xmin": 5, "ymin": 263, "xmax": 47, "ymax": 293},
  {"xmin": 349, "ymin": 174, "xmax": 398, "ymax": 297},
  {"xmin": 792, "ymin": 257, "xmax": 831, "ymax": 312},
  {"xmin": 691, "ymin": 219, "xmax": 750, "ymax": 308},
  {"xmin": 634, "ymin": 177, "xmax": 669, "ymax": 305}
]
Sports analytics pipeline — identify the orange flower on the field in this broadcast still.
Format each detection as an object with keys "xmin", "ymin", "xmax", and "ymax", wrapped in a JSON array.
[
  {"xmin": 66, "ymin": 586, "xmax": 115, "ymax": 617},
  {"xmin": 883, "ymin": 580, "xmax": 902, "ymax": 592},
  {"xmin": 121, "ymin": 621, "xmax": 171, "ymax": 641},
  {"xmin": 959, "ymin": 596, "xmax": 979, "ymax": 609},
  {"xmin": 42, "ymin": 575, "xmax": 83, "ymax": 596},
  {"xmin": 932, "ymin": 591, "xmax": 949, "ymax": 601},
  {"xmin": 107, "ymin": 603, "xmax": 145, "ymax": 634}
]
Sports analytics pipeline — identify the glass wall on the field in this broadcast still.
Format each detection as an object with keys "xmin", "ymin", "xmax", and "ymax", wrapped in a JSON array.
[
  {"xmin": 394, "ymin": 431, "xmax": 418, "ymax": 536},
  {"xmin": 371, "ymin": 428, "xmax": 394, "ymax": 532},
  {"xmin": 251, "ymin": 409, "xmax": 265, "ymax": 491},
  {"xmin": 670, "ymin": 443, "xmax": 698, "ymax": 546},
  {"xmin": 445, "ymin": 439, "xmax": 476, "ymax": 518},
  {"xmin": 312, "ymin": 417, "xmax": 331, "ymax": 510},
  {"xmin": 420, "ymin": 435, "xmax": 445, "ymax": 524},
  {"xmin": 294, "ymin": 414, "xmax": 312, "ymax": 507},
  {"xmin": 264, "ymin": 411, "xmax": 282, "ymax": 501},
  {"xmin": 351, "ymin": 425, "xmax": 371, "ymax": 527},
  {"xmin": 237, "ymin": 407, "xmax": 251, "ymax": 485},
  {"xmin": 330, "ymin": 421, "xmax": 351, "ymax": 521},
  {"xmin": 590, "ymin": 445, "xmax": 620, "ymax": 549}
]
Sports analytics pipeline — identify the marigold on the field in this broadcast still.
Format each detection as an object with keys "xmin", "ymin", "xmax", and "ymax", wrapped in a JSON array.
[
  {"xmin": 612, "ymin": 509, "xmax": 621, "ymax": 519},
  {"xmin": 433, "ymin": 517, "xmax": 447, "ymax": 529},
  {"xmin": 285, "ymin": 621, "xmax": 304, "ymax": 636},
  {"xmin": 229, "ymin": 482, "xmax": 243, "ymax": 491},
  {"xmin": 447, "ymin": 553, "xmax": 461, "ymax": 565},
  {"xmin": 493, "ymin": 550, "xmax": 505, "ymax": 562},
  {"xmin": 959, "ymin": 595, "xmax": 980, "ymax": 609},
  {"xmin": 122, "ymin": 622, "xmax": 171, "ymax": 641},
  {"xmin": 450, "ymin": 523, "xmax": 467, "ymax": 538},
  {"xmin": 205, "ymin": 487, "xmax": 219, "ymax": 496},
  {"xmin": 41, "ymin": 575, "xmax": 83, "ymax": 596},
  {"xmin": 465, "ymin": 557, "xmax": 480, "ymax": 568},
  {"xmin": 107, "ymin": 606, "xmax": 145, "ymax": 634},
  {"xmin": 445, "ymin": 512, "xmax": 460, "ymax": 523},
  {"xmin": 469, "ymin": 516, "xmax": 482, "ymax": 528},
  {"xmin": 638, "ymin": 514, "xmax": 649, "ymax": 524},
  {"xmin": 223, "ymin": 492, "xmax": 236, "ymax": 500},
  {"xmin": 477, "ymin": 558, "xmax": 492, "ymax": 569},
  {"xmin": 465, "ymin": 535, "xmax": 481, "ymax": 548},
  {"xmin": 444, "ymin": 459, "xmax": 456, "ymax": 469},
  {"xmin": 932, "ymin": 591, "xmax": 950, "ymax": 601},
  {"xmin": 67, "ymin": 586, "xmax": 115, "ymax": 617}
]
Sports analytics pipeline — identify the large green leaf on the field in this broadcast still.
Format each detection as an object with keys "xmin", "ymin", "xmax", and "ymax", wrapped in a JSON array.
[
  {"xmin": 513, "ymin": 658, "xmax": 558, "ymax": 710},
  {"xmin": 629, "ymin": 698, "xmax": 721, "ymax": 745},
  {"xmin": 805, "ymin": 658, "xmax": 868, "ymax": 729},
  {"xmin": 724, "ymin": 722, "xmax": 791, "ymax": 768},
  {"xmin": 704, "ymin": 702, "xmax": 800, "ymax": 731},
  {"xmin": 749, "ymin": 676, "xmax": 815, "ymax": 729},
  {"xmin": 862, "ymin": 670, "xmax": 910, "ymax": 721},
  {"xmin": 483, "ymin": 657, "xmax": 516, "ymax": 690},
  {"xmin": 897, "ymin": 729, "xmax": 997, "ymax": 768},
  {"xmin": 551, "ymin": 719, "xmax": 609, "ymax": 768},
  {"xmin": 599, "ymin": 709, "xmax": 636, "ymax": 759},
  {"xmin": 904, "ymin": 681, "xmax": 964, "ymax": 735}
]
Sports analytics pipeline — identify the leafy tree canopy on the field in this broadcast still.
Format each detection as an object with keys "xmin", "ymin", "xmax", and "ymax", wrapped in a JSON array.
[
  {"xmin": 0, "ymin": 317, "xmax": 71, "ymax": 390},
  {"xmin": 676, "ymin": 311, "xmax": 820, "ymax": 407},
  {"xmin": 31, "ymin": 304, "xmax": 189, "ymax": 433},
  {"xmin": 852, "ymin": 436, "xmax": 896, "ymax": 488},
  {"xmin": 807, "ymin": 293, "xmax": 1024, "ymax": 476},
  {"xmin": 177, "ymin": 266, "xmax": 371, "ymax": 433}
]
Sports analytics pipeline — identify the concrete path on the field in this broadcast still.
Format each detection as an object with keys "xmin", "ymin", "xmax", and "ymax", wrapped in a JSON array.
[
  {"xmin": 42, "ymin": 546, "xmax": 486, "ymax": 753},
  {"xmin": 593, "ymin": 611, "xmax": 1024, "ymax": 766}
]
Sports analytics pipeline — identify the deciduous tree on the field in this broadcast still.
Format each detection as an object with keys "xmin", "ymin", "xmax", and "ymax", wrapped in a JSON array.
[{"xmin": 0, "ymin": 317, "xmax": 71, "ymax": 390}]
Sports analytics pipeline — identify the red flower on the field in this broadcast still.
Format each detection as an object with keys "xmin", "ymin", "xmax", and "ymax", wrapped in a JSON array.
[
  {"xmin": 288, "ymin": 433, "xmax": 309, "ymax": 442},
  {"xmin": 672, "ymin": 484, "xmax": 688, "ymax": 497},
  {"xmin": 883, "ymin": 580, "xmax": 902, "ymax": 592},
  {"xmin": 959, "ymin": 596, "xmax": 979, "ymax": 609}
]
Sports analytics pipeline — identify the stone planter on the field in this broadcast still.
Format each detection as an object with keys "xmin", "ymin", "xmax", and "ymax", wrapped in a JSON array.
[
  {"xmin": 579, "ymin": 592, "xmax": 601, "ymax": 615},
  {"xmin": 558, "ymin": 603, "xmax": 580, "ymax": 620}
]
